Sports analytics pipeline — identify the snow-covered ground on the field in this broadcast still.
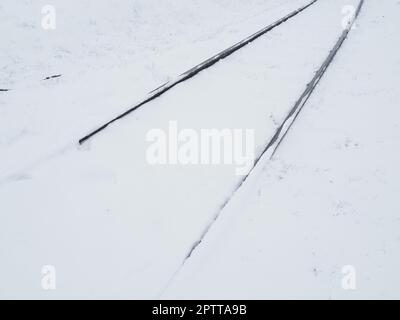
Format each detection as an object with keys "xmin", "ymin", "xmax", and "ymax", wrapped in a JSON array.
[
  {"xmin": 1, "ymin": 0, "xmax": 308, "ymax": 87},
  {"xmin": 1, "ymin": 0, "xmax": 399, "ymax": 299},
  {"xmin": 0, "ymin": 0, "xmax": 310, "ymax": 180}
]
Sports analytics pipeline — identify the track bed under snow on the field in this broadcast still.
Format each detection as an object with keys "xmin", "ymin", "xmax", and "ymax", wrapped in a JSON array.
[{"xmin": 1, "ymin": 0, "xmax": 399, "ymax": 299}]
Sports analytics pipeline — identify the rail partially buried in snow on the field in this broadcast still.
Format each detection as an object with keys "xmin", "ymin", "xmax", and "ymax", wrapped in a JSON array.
[
  {"xmin": 170, "ymin": 0, "xmax": 365, "ymax": 283},
  {"xmin": 78, "ymin": 0, "xmax": 319, "ymax": 145}
]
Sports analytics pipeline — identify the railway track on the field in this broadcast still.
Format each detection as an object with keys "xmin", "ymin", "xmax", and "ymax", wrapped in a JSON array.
[
  {"xmin": 0, "ymin": 75, "xmax": 62, "ymax": 93},
  {"xmin": 78, "ymin": 0, "xmax": 318, "ymax": 145},
  {"xmin": 160, "ymin": 0, "xmax": 365, "ymax": 296}
]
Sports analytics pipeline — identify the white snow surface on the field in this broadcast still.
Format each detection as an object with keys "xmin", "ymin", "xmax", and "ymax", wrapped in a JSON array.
[{"xmin": 1, "ymin": 0, "xmax": 400, "ymax": 299}]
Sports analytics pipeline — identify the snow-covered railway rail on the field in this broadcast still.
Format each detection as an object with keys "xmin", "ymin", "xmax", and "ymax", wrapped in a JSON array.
[
  {"xmin": 78, "ymin": 0, "xmax": 318, "ymax": 145},
  {"xmin": 2, "ymin": 0, "xmax": 377, "ymax": 299},
  {"xmin": 161, "ymin": 0, "xmax": 366, "ymax": 293},
  {"xmin": 77, "ymin": 0, "xmax": 365, "ymax": 294}
]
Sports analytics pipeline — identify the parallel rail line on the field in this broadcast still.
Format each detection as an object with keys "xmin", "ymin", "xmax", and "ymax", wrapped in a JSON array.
[
  {"xmin": 160, "ymin": 0, "xmax": 365, "ymax": 296},
  {"xmin": 78, "ymin": 0, "xmax": 318, "ymax": 145}
]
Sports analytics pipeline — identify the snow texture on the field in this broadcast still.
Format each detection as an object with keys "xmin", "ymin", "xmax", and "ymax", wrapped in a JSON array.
[{"xmin": 1, "ymin": 0, "xmax": 399, "ymax": 299}]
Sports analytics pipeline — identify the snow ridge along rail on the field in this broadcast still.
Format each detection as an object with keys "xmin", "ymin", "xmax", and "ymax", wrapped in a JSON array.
[
  {"xmin": 161, "ymin": 0, "xmax": 365, "ymax": 294},
  {"xmin": 78, "ymin": 0, "xmax": 318, "ymax": 145}
]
